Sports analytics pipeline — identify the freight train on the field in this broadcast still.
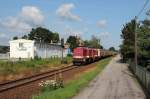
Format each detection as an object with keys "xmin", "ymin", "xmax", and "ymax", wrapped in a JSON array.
[{"xmin": 73, "ymin": 47, "xmax": 115, "ymax": 65}]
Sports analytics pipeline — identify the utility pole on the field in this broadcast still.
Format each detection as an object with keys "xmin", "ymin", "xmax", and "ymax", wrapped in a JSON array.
[
  {"xmin": 61, "ymin": 47, "xmax": 64, "ymax": 63},
  {"xmin": 134, "ymin": 16, "xmax": 138, "ymax": 73},
  {"xmin": 61, "ymin": 38, "xmax": 64, "ymax": 63},
  {"xmin": 134, "ymin": 0, "xmax": 149, "ymax": 73}
]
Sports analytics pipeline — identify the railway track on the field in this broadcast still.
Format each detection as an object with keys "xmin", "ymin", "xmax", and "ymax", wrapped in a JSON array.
[{"xmin": 0, "ymin": 65, "xmax": 78, "ymax": 92}]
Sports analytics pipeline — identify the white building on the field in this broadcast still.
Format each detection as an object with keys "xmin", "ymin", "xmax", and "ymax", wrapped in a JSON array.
[{"xmin": 9, "ymin": 39, "xmax": 68, "ymax": 59}]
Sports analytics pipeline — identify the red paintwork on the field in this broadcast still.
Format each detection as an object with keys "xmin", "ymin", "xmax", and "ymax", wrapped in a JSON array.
[
  {"xmin": 93, "ymin": 49, "xmax": 98, "ymax": 57},
  {"xmin": 73, "ymin": 47, "xmax": 88, "ymax": 58},
  {"xmin": 88, "ymin": 48, "xmax": 93, "ymax": 57},
  {"xmin": 73, "ymin": 47, "xmax": 114, "ymax": 65}
]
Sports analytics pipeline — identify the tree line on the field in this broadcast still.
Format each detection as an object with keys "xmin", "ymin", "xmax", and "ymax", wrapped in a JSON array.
[
  {"xmin": 66, "ymin": 35, "xmax": 105, "ymax": 51},
  {"xmin": 120, "ymin": 18, "xmax": 150, "ymax": 70},
  {"xmin": 13, "ymin": 26, "xmax": 116, "ymax": 52},
  {"xmin": 0, "ymin": 46, "xmax": 9, "ymax": 53},
  {"xmin": 13, "ymin": 27, "xmax": 105, "ymax": 50},
  {"xmin": 13, "ymin": 27, "xmax": 59, "ymax": 43}
]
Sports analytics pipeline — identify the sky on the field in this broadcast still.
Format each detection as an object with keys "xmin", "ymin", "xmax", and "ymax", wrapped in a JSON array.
[{"xmin": 0, "ymin": 0, "xmax": 149, "ymax": 49}]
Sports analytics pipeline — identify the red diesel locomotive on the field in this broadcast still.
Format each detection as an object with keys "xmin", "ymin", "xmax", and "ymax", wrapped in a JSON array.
[{"xmin": 73, "ymin": 47, "xmax": 114, "ymax": 65}]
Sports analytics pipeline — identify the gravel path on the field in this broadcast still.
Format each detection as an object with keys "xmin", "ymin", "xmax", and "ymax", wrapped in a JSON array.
[{"xmin": 73, "ymin": 55, "xmax": 146, "ymax": 99}]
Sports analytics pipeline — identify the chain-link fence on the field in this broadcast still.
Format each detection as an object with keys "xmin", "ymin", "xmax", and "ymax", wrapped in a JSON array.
[
  {"xmin": 128, "ymin": 59, "xmax": 150, "ymax": 94},
  {"xmin": 136, "ymin": 65, "xmax": 150, "ymax": 93}
]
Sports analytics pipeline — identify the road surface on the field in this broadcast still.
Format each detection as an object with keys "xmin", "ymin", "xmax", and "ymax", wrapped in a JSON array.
[{"xmin": 73, "ymin": 55, "xmax": 146, "ymax": 99}]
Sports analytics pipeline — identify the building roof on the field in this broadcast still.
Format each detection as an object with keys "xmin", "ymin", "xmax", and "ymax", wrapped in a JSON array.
[{"xmin": 9, "ymin": 39, "xmax": 34, "ymax": 43}]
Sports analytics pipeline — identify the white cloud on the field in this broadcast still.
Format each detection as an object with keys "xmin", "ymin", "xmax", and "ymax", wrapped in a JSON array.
[
  {"xmin": 97, "ymin": 20, "xmax": 107, "ymax": 28},
  {"xmin": 0, "ymin": 6, "xmax": 44, "ymax": 33},
  {"xmin": 56, "ymin": 3, "xmax": 81, "ymax": 21},
  {"xmin": 20, "ymin": 6, "xmax": 44, "ymax": 25},
  {"xmin": 0, "ymin": 33, "xmax": 7, "ymax": 38},
  {"xmin": 1, "ymin": 17, "xmax": 31, "ymax": 33}
]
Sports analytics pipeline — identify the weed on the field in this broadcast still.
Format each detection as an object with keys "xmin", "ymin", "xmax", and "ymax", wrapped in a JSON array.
[{"xmin": 32, "ymin": 57, "xmax": 111, "ymax": 99}]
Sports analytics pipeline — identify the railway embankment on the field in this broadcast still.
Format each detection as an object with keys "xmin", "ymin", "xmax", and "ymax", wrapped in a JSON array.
[
  {"xmin": 33, "ymin": 57, "xmax": 111, "ymax": 99},
  {"xmin": 0, "ymin": 57, "xmax": 72, "ymax": 82}
]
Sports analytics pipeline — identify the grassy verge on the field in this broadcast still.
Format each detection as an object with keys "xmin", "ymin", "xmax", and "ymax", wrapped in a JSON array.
[
  {"xmin": 0, "ymin": 56, "xmax": 72, "ymax": 76},
  {"xmin": 33, "ymin": 57, "xmax": 111, "ymax": 99}
]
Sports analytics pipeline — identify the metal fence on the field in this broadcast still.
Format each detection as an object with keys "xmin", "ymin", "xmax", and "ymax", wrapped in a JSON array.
[
  {"xmin": 136, "ymin": 66, "xmax": 150, "ymax": 93},
  {"xmin": 128, "ymin": 60, "xmax": 150, "ymax": 94}
]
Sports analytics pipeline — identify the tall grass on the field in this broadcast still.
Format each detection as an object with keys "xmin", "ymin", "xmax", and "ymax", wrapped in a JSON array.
[
  {"xmin": 0, "ymin": 56, "xmax": 72, "ymax": 76},
  {"xmin": 33, "ymin": 57, "xmax": 111, "ymax": 99}
]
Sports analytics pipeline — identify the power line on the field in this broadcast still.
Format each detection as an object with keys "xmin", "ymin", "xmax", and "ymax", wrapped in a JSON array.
[
  {"xmin": 146, "ymin": 9, "xmax": 150, "ymax": 16},
  {"xmin": 134, "ymin": 0, "xmax": 150, "ymax": 73},
  {"xmin": 136, "ymin": 0, "xmax": 150, "ymax": 17}
]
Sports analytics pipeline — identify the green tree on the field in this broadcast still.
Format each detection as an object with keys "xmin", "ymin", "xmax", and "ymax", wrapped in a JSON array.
[
  {"xmin": 84, "ymin": 40, "xmax": 91, "ymax": 47},
  {"xmin": 66, "ymin": 36, "xmax": 78, "ymax": 51},
  {"xmin": 52, "ymin": 32, "xmax": 59, "ymax": 43},
  {"xmin": 22, "ymin": 35, "xmax": 28, "ymax": 39},
  {"xmin": 90, "ymin": 35, "xmax": 101, "ymax": 48},
  {"xmin": 13, "ymin": 36, "xmax": 18, "ymax": 40},
  {"xmin": 28, "ymin": 27, "xmax": 59, "ymax": 43},
  {"xmin": 120, "ymin": 18, "xmax": 150, "ymax": 69},
  {"xmin": 120, "ymin": 19, "xmax": 137, "ymax": 61},
  {"xmin": 84, "ymin": 35, "xmax": 103, "ymax": 49},
  {"xmin": 109, "ymin": 47, "xmax": 115, "ymax": 51},
  {"xmin": 138, "ymin": 19, "xmax": 150, "ymax": 67},
  {"xmin": 0, "ymin": 46, "xmax": 9, "ymax": 53}
]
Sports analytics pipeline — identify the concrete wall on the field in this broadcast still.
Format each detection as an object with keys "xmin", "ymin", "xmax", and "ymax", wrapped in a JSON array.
[
  {"xmin": 9, "ymin": 39, "xmax": 69, "ymax": 59},
  {"xmin": 35, "ymin": 43, "xmax": 67, "ymax": 58},
  {"xmin": 9, "ymin": 39, "xmax": 34, "ymax": 59}
]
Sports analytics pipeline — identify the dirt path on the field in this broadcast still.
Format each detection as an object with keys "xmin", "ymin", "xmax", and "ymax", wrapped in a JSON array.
[{"xmin": 73, "ymin": 55, "xmax": 146, "ymax": 99}]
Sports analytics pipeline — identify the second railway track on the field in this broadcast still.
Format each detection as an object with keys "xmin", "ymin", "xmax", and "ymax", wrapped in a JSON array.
[{"xmin": 0, "ymin": 65, "xmax": 78, "ymax": 92}]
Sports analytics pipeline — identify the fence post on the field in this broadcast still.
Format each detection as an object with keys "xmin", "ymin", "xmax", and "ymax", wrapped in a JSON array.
[{"xmin": 144, "ymin": 68, "xmax": 147, "ymax": 90}]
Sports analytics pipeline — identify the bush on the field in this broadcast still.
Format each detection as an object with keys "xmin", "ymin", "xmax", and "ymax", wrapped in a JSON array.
[
  {"xmin": 39, "ymin": 78, "xmax": 64, "ymax": 92},
  {"xmin": 34, "ymin": 56, "xmax": 41, "ymax": 60},
  {"xmin": 33, "ymin": 57, "xmax": 111, "ymax": 99},
  {"xmin": 0, "ymin": 56, "xmax": 72, "ymax": 76},
  {"xmin": 67, "ymin": 54, "xmax": 72, "ymax": 57}
]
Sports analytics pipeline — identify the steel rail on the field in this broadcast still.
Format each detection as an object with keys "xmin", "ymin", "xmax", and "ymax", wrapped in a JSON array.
[{"xmin": 0, "ymin": 65, "xmax": 78, "ymax": 92}]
